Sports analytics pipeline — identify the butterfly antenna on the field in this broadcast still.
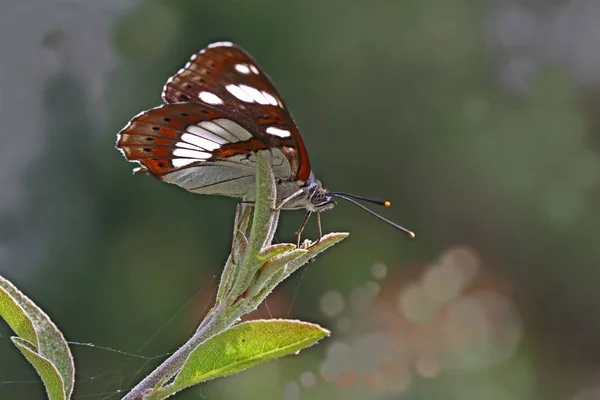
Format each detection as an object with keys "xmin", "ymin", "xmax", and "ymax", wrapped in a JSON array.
[
  {"xmin": 331, "ymin": 193, "xmax": 415, "ymax": 239},
  {"xmin": 331, "ymin": 191, "xmax": 391, "ymax": 207}
]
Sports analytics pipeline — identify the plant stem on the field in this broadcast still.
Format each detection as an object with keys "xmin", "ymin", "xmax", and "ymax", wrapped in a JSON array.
[
  {"xmin": 122, "ymin": 307, "xmax": 228, "ymax": 400},
  {"xmin": 120, "ymin": 153, "xmax": 347, "ymax": 399}
]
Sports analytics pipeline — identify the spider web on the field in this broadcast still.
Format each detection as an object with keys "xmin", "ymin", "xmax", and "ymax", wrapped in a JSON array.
[{"xmin": 0, "ymin": 275, "xmax": 217, "ymax": 400}]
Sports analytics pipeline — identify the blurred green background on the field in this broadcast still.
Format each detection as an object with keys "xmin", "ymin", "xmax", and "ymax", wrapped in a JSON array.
[{"xmin": 2, "ymin": 0, "xmax": 600, "ymax": 399}]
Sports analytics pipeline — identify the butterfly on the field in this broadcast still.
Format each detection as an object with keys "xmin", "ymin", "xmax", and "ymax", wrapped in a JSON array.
[{"xmin": 116, "ymin": 42, "xmax": 414, "ymax": 246}]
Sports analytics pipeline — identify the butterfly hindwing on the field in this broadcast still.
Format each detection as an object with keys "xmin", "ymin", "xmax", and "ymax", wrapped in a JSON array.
[{"xmin": 117, "ymin": 102, "xmax": 294, "ymax": 196}]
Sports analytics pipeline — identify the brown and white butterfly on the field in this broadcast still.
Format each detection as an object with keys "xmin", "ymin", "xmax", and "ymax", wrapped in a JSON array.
[{"xmin": 116, "ymin": 42, "xmax": 414, "ymax": 245}]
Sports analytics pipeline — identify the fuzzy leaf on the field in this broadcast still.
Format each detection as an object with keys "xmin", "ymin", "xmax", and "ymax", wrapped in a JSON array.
[
  {"xmin": 246, "ymin": 248, "xmax": 307, "ymax": 299},
  {"xmin": 0, "ymin": 274, "xmax": 75, "ymax": 398},
  {"xmin": 0, "ymin": 285, "xmax": 38, "ymax": 346},
  {"xmin": 291, "ymin": 233, "xmax": 349, "ymax": 271},
  {"xmin": 258, "ymin": 243, "xmax": 297, "ymax": 260},
  {"xmin": 12, "ymin": 337, "xmax": 66, "ymax": 400},
  {"xmin": 168, "ymin": 320, "xmax": 328, "ymax": 395}
]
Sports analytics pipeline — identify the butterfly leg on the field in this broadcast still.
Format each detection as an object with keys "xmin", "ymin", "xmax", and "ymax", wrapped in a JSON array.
[
  {"xmin": 307, "ymin": 212, "xmax": 323, "ymax": 249},
  {"xmin": 295, "ymin": 211, "xmax": 313, "ymax": 248},
  {"xmin": 316, "ymin": 212, "xmax": 323, "ymax": 243}
]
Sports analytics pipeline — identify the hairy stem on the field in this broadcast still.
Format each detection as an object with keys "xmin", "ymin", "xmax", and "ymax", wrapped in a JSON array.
[
  {"xmin": 121, "ymin": 153, "xmax": 348, "ymax": 399},
  {"xmin": 121, "ymin": 308, "xmax": 224, "ymax": 400}
]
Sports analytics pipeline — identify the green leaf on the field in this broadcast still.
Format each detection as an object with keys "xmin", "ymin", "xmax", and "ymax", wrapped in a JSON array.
[
  {"xmin": 283, "ymin": 232, "xmax": 349, "ymax": 278},
  {"xmin": 246, "ymin": 248, "xmax": 307, "ymax": 299},
  {"xmin": 0, "ymin": 274, "xmax": 75, "ymax": 398},
  {"xmin": 168, "ymin": 320, "xmax": 328, "ymax": 396},
  {"xmin": 0, "ymin": 284, "xmax": 38, "ymax": 346},
  {"xmin": 12, "ymin": 337, "xmax": 66, "ymax": 400},
  {"xmin": 258, "ymin": 243, "xmax": 297, "ymax": 260}
]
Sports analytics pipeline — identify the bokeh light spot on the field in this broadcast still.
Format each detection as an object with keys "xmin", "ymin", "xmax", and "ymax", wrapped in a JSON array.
[
  {"xmin": 371, "ymin": 262, "xmax": 388, "ymax": 280},
  {"xmin": 320, "ymin": 290, "xmax": 345, "ymax": 317},
  {"xmin": 398, "ymin": 282, "xmax": 438, "ymax": 323},
  {"xmin": 299, "ymin": 371, "xmax": 317, "ymax": 388}
]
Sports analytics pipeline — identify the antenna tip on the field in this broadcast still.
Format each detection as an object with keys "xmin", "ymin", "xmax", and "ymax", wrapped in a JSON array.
[
  {"xmin": 408, "ymin": 231, "xmax": 416, "ymax": 239},
  {"xmin": 384, "ymin": 201, "xmax": 391, "ymax": 207}
]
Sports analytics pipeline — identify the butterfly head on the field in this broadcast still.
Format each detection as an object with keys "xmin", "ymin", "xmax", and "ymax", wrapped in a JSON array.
[{"xmin": 306, "ymin": 175, "xmax": 336, "ymax": 212}]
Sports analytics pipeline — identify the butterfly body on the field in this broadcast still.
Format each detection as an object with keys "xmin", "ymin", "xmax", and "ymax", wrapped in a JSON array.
[{"xmin": 117, "ymin": 42, "xmax": 335, "ymax": 214}]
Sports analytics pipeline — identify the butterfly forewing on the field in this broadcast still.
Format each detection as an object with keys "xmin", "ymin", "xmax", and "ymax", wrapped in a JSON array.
[{"xmin": 161, "ymin": 42, "xmax": 311, "ymax": 182}]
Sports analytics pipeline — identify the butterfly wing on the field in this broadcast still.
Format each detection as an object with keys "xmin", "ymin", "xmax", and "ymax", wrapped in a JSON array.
[
  {"xmin": 117, "ymin": 102, "xmax": 296, "ymax": 197},
  {"xmin": 161, "ymin": 42, "xmax": 312, "ymax": 182}
]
